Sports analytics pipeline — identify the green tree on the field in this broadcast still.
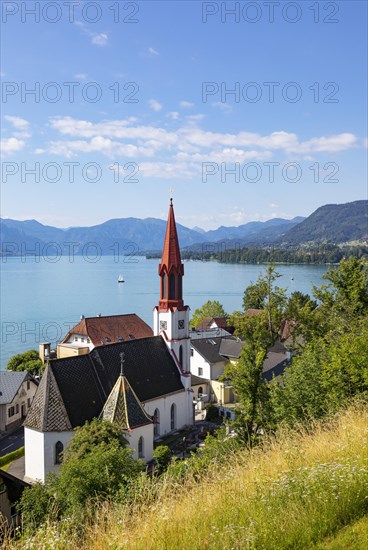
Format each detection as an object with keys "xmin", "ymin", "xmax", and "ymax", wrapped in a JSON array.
[
  {"xmin": 6, "ymin": 349, "xmax": 43, "ymax": 375},
  {"xmin": 190, "ymin": 300, "xmax": 227, "ymax": 329},
  {"xmin": 224, "ymin": 319, "xmax": 271, "ymax": 445},
  {"xmin": 63, "ymin": 418, "xmax": 128, "ymax": 462},
  {"xmin": 56, "ymin": 440, "xmax": 142, "ymax": 514},
  {"xmin": 153, "ymin": 445, "xmax": 172, "ymax": 474},
  {"xmin": 242, "ymin": 280, "xmax": 268, "ymax": 310}
]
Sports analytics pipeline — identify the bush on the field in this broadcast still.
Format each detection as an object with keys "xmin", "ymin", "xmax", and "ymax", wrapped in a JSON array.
[
  {"xmin": 205, "ymin": 405, "xmax": 219, "ymax": 422},
  {"xmin": 0, "ymin": 446, "xmax": 24, "ymax": 469},
  {"xmin": 153, "ymin": 445, "xmax": 172, "ymax": 474}
]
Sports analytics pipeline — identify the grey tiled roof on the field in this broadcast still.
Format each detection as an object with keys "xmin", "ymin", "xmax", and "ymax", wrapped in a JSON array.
[
  {"xmin": 25, "ymin": 336, "xmax": 184, "ymax": 432},
  {"xmin": 102, "ymin": 375, "xmax": 152, "ymax": 430},
  {"xmin": 25, "ymin": 365, "xmax": 72, "ymax": 432},
  {"xmin": 0, "ymin": 371, "xmax": 30, "ymax": 405},
  {"xmin": 191, "ymin": 337, "xmax": 230, "ymax": 364}
]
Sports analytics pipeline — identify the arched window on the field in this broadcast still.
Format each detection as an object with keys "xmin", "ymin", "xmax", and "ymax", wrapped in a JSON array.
[
  {"xmin": 198, "ymin": 386, "xmax": 203, "ymax": 398},
  {"xmin": 169, "ymin": 274, "xmax": 176, "ymax": 300},
  {"xmin": 162, "ymin": 274, "xmax": 167, "ymax": 299},
  {"xmin": 55, "ymin": 441, "xmax": 64, "ymax": 465},
  {"xmin": 138, "ymin": 436, "xmax": 144, "ymax": 458},
  {"xmin": 179, "ymin": 345, "xmax": 183, "ymax": 367},
  {"xmin": 170, "ymin": 403, "xmax": 176, "ymax": 431},
  {"xmin": 153, "ymin": 408, "xmax": 160, "ymax": 437}
]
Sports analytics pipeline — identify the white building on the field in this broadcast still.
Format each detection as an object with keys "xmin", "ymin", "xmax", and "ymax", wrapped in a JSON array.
[
  {"xmin": 24, "ymin": 200, "xmax": 194, "ymax": 483},
  {"xmin": 0, "ymin": 371, "xmax": 38, "ymax": 434}
]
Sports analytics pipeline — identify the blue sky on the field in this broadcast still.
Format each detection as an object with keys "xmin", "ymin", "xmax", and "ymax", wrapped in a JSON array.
[{"xmin": 1, "ymin": 0, "xmax": 367, "ymax": 229}]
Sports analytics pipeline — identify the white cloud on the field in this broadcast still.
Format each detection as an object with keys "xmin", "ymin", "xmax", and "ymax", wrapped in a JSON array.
[
  {"xmin": 148, "ymin": 99, "xmax": 163, "ymax": 112},
  {"xmin": 148, "ymin": 47, "xmax": 159, "ymax": 56},
  {"xmin": 1, "ymin": 137, "xmax": 25, "ymax": 154},
  {"xmin": 4, "ymin": 115, "xmax": 29, "ymax": 129},
  {"xmin": 268, "ymin": 203, "xmax": 280, "ymax": 209},
  {"xmin": 91, "ymin": 33, "xmax": 108, "ymax": 46},
  {"xmin": 43, "ymin": 116, "xmax": 361, "ymax": 179},
  {"xmin": 180, "ymin": 101, "xmax": 194, "ymax": 109},
  {"xmin": 212, "ymin": 102, "xmax": 233, "ymax": 113},
  {"xmin": 74, "ymin": 73, "xmax": 88, "ymax": 81},
  {"xmin": 167, "ymin": 112, "xmax": 180, "ymax": 121}
]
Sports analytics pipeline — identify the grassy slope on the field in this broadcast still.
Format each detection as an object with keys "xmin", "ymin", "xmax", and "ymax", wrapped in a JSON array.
[
  {"xmin": 7, "ymin": 406, "xmax": 368, "ymax": 550},
  {"xmin": 314, "ymin": 515, "xmax": 368, "ymax": 549}
]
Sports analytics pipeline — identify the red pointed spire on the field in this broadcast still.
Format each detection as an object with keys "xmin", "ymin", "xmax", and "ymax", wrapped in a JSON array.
[{"xmin": 158, "ymin": 199, "xmax": 185, "ymax": 310}]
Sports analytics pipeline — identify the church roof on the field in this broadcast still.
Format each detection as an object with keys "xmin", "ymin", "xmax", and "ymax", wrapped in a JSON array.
[
  {"xmin": 25, "ymin": 336, "xmax": 184, "ymax": 432},
  {"xmin": 159, "ymin": 200, "xmax": 184, "ymax": 275},
  {"xmin": 61, "ymin": 314, "xmax": 153, "ymax": 346},
  {"xmin": 25, "ymin": 364, "xmax": 72, "ymax": 432},
  {"xmin": 102, "ymin": 375, "xmax": 152, "ymax": 430}
]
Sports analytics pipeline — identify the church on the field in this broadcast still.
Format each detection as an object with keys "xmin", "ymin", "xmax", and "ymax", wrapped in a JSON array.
[{"xmin": 24, "ymin": 199, "xmax": 194, "ymax": 483}]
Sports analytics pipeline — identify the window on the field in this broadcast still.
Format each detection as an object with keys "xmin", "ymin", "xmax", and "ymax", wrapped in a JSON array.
[
  {"xmin": 74, "ymin": 336, "xmax": 78, "ymax": 342},
  {"xmin": 198, "ymin": 367, "xmax": 203, "ymax": 376},
  {"xmin": 27, "ymin": 381, "xmax": 30, "ymax": 390},
  {"xmin": 170, "ymin": 403, "xmax": 176, "ymax": 430},
  {"xmin": 27, "ymin": 398, "xmax": 31, "ymax": 408},
  {"xmin": 169, "ymin": 274, "xmax": 175, "ymax": 300},
  {"xmin": 87, "ymin": 337, "xmax": 90, "ymax": 343},
  {"xmin": 81, "ymin": 337, "xmax": 85, "ymax": 343},
  {"xmin": 162, "ymin": 274, "xmax": 167, "ymax": 299},
  {"xmin": 153, "ymin": 408, "xmax": 160, "ymax": 437},
  {"xmin": 190, "ymin": 348, "xmax": 194, "ymax": 357},
  {"xmin": 198, "ymin": 387, "xmax": 203, "ymax": 398},
  {"xmin": 160, "ymin": 320, "xmax": 167, "ymax": 331},
  {"xmin": 8, "ymin": 407, "xmax": 15, "ymax": 418},
  {"xmin": 179, "ymin": 345, "xmax": 183, "ymax": 367},
  {"xmin": 178, "ymin": 320, "xmax": 185, "ymax": 330},
  {"xmin": 55, "ymin": 441, "xmax": 64, "ymax": 465},
  {"xmin": 138, "ymin": 436, "xmax": 144, "ymax": 458},
  {"xmin": 16, "ymin": 404, "xmax": 19, "ymax": 414},
  {"xmin": 178, "ymin": 275, "xmax": 182, "ymax": 300}
]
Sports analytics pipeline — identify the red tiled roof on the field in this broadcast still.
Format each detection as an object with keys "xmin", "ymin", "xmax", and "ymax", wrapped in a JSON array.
[
  {"xmin": 159, "ymin": 200, "xmax": 183, "ymax": 275},
  {"xmin": 62, "ymin": 314, "xmax": 153, "ymax": 346}
]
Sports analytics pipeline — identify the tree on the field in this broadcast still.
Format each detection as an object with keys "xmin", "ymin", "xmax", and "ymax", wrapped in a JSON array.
[
  {"xmin": 6, "ymin": 349, "xmax": 43, "ymax": 376},
  {"xmin": 153, "ymin": 445, "xmax": 172, "ymax": 474},
  {"xmin": 241, "ymin": 265, "xmax": 287, "ymax": 343},
  {"xmin": 63, "ymin": 418, "xmax": 128, "ymax": 462},
  {"xmin": 190, "ymin": 300, "xmax": 227, "ymax": 329},
  {"xmin": 224, "ymin": 319, "xmax": 271, "ymax": 445}
]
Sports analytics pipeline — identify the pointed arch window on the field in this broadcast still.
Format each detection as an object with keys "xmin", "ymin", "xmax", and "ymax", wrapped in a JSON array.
[
  {"xmin": 179, "ymin": 345, "xmax": 183, "ymax": 367},
  {"xmin": 153, "ymin": 408, "xmax": 160, "ymax": 437},
  {"xmin": 138, "ymin": 436, "xmax": 144, "ymax": 458},
  {"xmin": 170, "ymin": 403, "xmax": 176, "ymax": 431},
  {"xmin": 55, "ymin": 441, "xmax": 64, "ymax": 465},
  {"xmin": 162, "ymin": 274, "xmax": 167, "ymax": 299},
  {"xmin": 178, "ymin": 274, "xmax": 182, "ymax": 300},
  {"xmin": 169, "ymin": 274, "xmax": 176, "ymax": 300}
]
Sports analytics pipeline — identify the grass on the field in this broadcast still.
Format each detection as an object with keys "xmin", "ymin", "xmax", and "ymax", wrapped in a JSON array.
[
  {"xmin": 314, "ymin": 515, "xmax": 368, "ymax": 549},
  {"xmin": 4, "ymin": 406, "xmax": 368, "ymax": 549},
  {"xmin": 0, "ymin": 446, "xmax": 24, "ymax": 472}
]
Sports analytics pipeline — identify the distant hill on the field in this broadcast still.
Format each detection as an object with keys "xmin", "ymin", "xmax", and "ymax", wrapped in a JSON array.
[
  {"xmin": 0, "ymin": 200, "xmax": 366, "ymax": 256},
  {"xmin": 281, "ymin": 200, "xmax": 368, "ymax": 244}
]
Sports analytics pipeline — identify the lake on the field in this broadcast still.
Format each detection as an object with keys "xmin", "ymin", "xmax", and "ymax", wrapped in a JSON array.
[{"xmin": 0, "ymin": 256, "xmax": 329, "ymax": 369}]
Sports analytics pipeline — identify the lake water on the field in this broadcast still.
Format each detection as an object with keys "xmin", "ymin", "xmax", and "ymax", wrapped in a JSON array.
[{"xmin": 0, "ymin": 256, "xmax": 328, "ymax": 369}]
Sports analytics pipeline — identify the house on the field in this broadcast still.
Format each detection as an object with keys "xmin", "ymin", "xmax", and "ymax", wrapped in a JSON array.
[
  {"xmin": 24, "ymin": 199, "xmax": 194, "ymax": 483},
  {"xmin": 190, "ymin": 334, "xmax": 291, "ymax": 420},
  {"xmin": 0, "ymin": 371, "xmax": 38, "ymax": 433},
  {"xmin": 195, "ymin": 316, "xmax": 235, "ymax": 334},
  {"xmin": 40, "ymin": 313, "xmax": 153, "ymax": 361}
]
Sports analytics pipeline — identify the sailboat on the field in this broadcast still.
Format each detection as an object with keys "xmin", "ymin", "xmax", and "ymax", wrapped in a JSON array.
[{"xmin": 118, "ymin": 274, "xmax": 125, "ymax": 283}]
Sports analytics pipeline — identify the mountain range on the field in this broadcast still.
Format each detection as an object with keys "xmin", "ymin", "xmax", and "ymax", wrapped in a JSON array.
[{"xmin": 0, "ymin": 200, "xmax": 366, "ymax": 256}]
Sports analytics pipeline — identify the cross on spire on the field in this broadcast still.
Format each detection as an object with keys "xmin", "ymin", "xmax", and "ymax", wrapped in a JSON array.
[{"xmin": 168, "ymin": 187, "xmax": 173, "ymax": 204}]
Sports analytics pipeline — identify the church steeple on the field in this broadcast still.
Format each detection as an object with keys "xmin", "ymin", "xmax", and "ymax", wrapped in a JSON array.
[{"xmin": 158, "ymin": 199, "xmax": 185, "ymax": 311}]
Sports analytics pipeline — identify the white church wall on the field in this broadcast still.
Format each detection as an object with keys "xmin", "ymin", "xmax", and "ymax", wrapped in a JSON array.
[
  {"xmin": 144, "ymin": 391, "xmax": 190, "ymax": 436},
  {"xmin": 127, "ymin": 424, "xmax": 153, "ymax": 462},
  {"xmin": 25, "ymin": 428, "xmax": 74, "ymax": 483},
  {"xmin": 25, "ymin": 428, "xmax": 45, "ymax": 482}
]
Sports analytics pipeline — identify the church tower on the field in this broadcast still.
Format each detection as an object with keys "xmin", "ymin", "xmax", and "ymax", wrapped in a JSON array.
[{"xmin": 153, "ymin": 199, "xmax": 191, "ymax": 377}]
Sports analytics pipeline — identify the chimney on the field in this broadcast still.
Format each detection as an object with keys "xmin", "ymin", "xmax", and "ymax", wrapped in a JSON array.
[{"xmin": 39, "ymin": 342, "xmax": 51, "ymax": 364}]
